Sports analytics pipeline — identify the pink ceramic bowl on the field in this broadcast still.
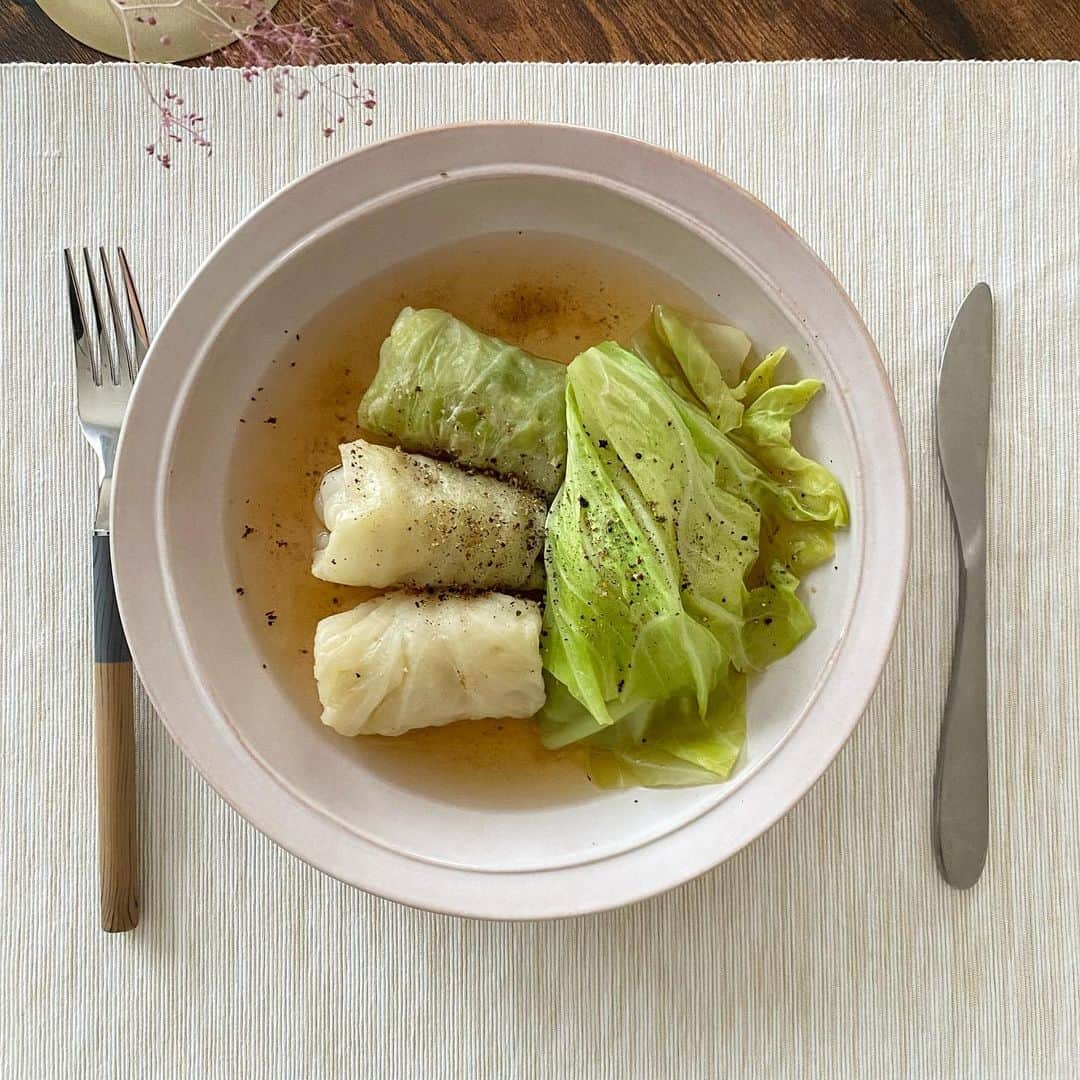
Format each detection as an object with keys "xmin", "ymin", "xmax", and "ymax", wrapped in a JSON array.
[{"xmin": 113, "ymin": 124, "xmax": 910, "ymax": 918}]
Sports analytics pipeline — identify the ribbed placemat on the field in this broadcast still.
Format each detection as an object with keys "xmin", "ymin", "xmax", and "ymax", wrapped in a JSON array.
[{"xmin": 1, "ymin": 61, "xmax": 1077, "ymax": 1079}]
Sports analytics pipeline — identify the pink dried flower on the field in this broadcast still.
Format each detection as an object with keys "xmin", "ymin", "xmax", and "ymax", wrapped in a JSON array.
[{"xmin": 110, "ymin": 0, "xmax": 378, "ymax": 169}]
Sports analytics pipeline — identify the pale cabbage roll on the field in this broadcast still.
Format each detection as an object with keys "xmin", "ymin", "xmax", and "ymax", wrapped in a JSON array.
[
  {"xmin": 314, "ymin": 592, "xmax": 545, "ymax": 736},
  {"xmin": 312, "ymin": 440, "xmax": 546, "ymax": 590}
]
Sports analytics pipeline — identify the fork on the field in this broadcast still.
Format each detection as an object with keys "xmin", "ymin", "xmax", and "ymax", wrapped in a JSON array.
[{"xmin": 64, "ymin": 247, "xmax": 149, "ymax": 933}]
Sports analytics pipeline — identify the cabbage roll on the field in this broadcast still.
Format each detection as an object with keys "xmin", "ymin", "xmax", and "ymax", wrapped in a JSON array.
[
  {"xmin": 357, "ymin": 307, "xmax": 568, "ymax": 499},
  {"xmin": 314, "ymin": 592, "xmax": 545, "ymax": 736},
  {"xmin": 313, "ymin": 440, "xmax": 546, "ymax": 590}
]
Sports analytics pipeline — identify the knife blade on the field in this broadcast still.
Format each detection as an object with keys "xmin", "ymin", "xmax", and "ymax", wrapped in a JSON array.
[{"xmin": 933, "ymin": 283, "xmax": 993, "ymax": 889}]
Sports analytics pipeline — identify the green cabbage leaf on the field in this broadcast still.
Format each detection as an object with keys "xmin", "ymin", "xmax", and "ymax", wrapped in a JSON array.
[{"xmin": 541, "ymin": 310, "xmax": 848, "ymax": 787}]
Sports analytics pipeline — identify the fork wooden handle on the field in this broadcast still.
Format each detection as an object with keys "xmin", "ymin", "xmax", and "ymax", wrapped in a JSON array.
[{"xmin": 93, "ymin": 534, "xmax": 139, "ymax": 932}]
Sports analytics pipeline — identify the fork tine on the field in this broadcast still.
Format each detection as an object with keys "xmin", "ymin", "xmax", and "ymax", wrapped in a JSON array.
[
  {"xmin": 98, "ymin": 248, "xmax": 134, "ymax": 383},
  {"xmin": 116, "ymin": 247, "xmax": 149, "ymax": 370},
  {"xmin": 64, "ymin": 249, "xmax": 100, "ymax": 386},
  {"xmin": 82, "ymin": 247, "xmax": 118, "ymax": 386}
]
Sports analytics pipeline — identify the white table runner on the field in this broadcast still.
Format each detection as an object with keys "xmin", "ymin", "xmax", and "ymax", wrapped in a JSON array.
[{"xmin": 1, "ymin": 61, "xmax": 1077, "ymax": 1078}]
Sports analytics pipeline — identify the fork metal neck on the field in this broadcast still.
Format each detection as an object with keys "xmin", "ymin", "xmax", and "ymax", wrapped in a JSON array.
[{"xmin": 95, "ymin": 476, "xmax": 113, "ymax": 536}]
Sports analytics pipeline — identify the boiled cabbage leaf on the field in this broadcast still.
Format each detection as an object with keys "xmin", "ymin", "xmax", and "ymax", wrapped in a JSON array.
[
  {"xmin": 732, "ymin": 379, "xmax": 849, "ymax": 528},
  {"xmin": 630, "ymin": 305, "xmax": 748, "ymax": 431},
  {"xmin": 540, "ymin": 343, "xmax": 761, "ymax": 781},
  {"xmin": 542, "ymin": 313, "xmax": 848, "ymax": 788}
]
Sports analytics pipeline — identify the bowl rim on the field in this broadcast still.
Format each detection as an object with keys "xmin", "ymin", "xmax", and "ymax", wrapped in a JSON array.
[{"xmin": 113, "ymin": 121, "xmax": 911, "ymax": 919}]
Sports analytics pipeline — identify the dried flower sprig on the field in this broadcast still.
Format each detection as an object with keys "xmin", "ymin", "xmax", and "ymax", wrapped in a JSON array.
[{"xmin": 108, "ymin": 0, "xmax": 376, "ymax": 168}]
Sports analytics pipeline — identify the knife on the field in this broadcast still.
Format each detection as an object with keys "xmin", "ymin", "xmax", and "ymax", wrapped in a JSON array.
[{"xmin": 933, "ymin": 283, "xmax": 993, "ymax": 889}]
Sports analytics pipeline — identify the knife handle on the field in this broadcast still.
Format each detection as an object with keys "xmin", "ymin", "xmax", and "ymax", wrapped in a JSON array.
[
  {"xmin": 933, "ymin": 544, "xmax": 988, "ymax": 888},
  {"xmin": 93, "ymin": 534, "xmax": 139, "ymax": 932}
]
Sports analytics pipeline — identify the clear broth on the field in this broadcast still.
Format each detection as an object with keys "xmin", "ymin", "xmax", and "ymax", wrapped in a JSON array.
[{"xmin": 226, "ymin": 231, "xmax": 706, "ymax": 797}]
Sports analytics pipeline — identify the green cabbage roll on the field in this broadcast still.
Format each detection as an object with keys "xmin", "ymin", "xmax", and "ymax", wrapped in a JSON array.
[{"xmin": 357, "ymin": 308, "xmax": 568, "ymax": 499}]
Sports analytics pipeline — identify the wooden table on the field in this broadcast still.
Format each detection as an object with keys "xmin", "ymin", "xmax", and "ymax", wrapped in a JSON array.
[{"xmin": 2, "ymin": 0, "xmax": 1077, "ymax": 63}]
